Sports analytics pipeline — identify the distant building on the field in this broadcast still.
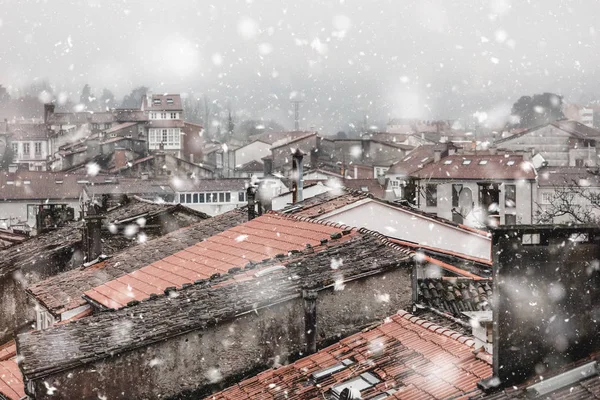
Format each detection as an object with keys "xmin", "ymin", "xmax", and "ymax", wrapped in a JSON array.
[
  {"xmin": 579, "ymin": 107, "xmax": 594, "ymax": 127},
  {"xmin": 141, "ymin": 94, "xmax": 185, "ymax": 157},
  {"xmin": 6, "ymin": 124, "xmax": 50, "ymax": 171}
]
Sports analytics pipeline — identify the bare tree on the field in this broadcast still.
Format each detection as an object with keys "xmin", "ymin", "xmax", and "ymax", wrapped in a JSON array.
[{"xmin": 535, "ymin": 170, "xmax": 600, "ymax": 224}]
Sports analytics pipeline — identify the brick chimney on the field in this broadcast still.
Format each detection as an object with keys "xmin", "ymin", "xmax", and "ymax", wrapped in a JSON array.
[{"xmin": 291, "ymin": 149, "xmax": 304, "ymax": 204}]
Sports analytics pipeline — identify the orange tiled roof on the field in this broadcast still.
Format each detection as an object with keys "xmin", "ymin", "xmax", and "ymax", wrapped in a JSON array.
[
  {"xmin": 208, "ymin": 310, "xmax": 492, "ymax": 399},
  {"xmin": 0, "ymin": 341, "xmax": 16, "ymax": 362},
  {"xmin": 84, "ymin": 213, "xmax": 355, "ymax": 310},
  {"xmin": 0, "ymin": 358, "xmax": 24, "ymax": 400}
]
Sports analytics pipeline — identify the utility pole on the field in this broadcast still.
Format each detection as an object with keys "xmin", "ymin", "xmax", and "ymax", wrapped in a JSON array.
[{"xmin": 291, "ymin": 100, "xmax": 303, "ymax": 131}]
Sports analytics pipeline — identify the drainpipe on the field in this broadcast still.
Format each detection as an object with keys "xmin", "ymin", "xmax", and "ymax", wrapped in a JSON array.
[{"xmin": 303, "ymin": 289, "xmax": 318, "ymax": 355}]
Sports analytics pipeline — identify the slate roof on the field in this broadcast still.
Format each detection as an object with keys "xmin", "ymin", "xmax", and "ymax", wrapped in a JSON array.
[
  {"xmin": 83, "ymin": 213, "xmax": 359, "ymax": 310},
  {"xmin": 417, "ymin": 278, "xmax": 492, "ymax": 316},
  {"xmin": 0, "ymin": 199, "xmax": 206, "ymax": 279},
  {"xmin": 270, "ymin": 131, "xmax": 318, "ymax": 149},
  {"xmin": 387, "ymin": 145, "xmax": 437, "ymax": 175},
  {"xmin": 47, "ymin": 112, "xmax": 91, "ymax": 126},
  {"xmin": 0, "ymin": 171, "xmax": 101, "ymax": 201},
  {"xmin": 18, "ymin": 231, "xmax": 413, "ymax": 381},
  {"xmin": 7, "ymin": 123, "xmax": 49, "ymax": 140},
  {"xmin": 104, "ymin": 121, "xmax": 137, "ymax": 134},
  {"xmin": 537, "ymin": 166, "xmax": 600, "ymax": 187},
  {"xmin": 27, "ymin": 208, "xmax": 247, "ymax": 316},
  {"xmin": 333, "ymin": 179, "xmax": 387, "ymax": 199},
  {"xmin": 236, "ymin": 160, "xmax": 264, "ymax": 172},
  {"xmin": 411, "ymin": 154, "xmax": 536, "ymax": 181},
  {"xmin": 113, "ymin": 109, "xmax": 148, "ymax": 122},
  {"xmin": 89, "ymin": 112, "xmax": 116, "ymax": 124},
  {"xmin": 143, "ymin": 94, "xmax": 183, "ymax": 111},
  {"xmin": 208, "ymin": 310, "xmax": 491, "ymax": 399},
  {"xmin": 495, "ymin": 119, "xmax": 600, "ymax": 145},
  {"xmin": 84, "ymin": 178, "xmax": 174, "ymax": 197}
]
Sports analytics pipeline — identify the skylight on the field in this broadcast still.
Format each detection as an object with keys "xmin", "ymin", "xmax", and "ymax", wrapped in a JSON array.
[
  {"xmin": 478, "ymin": 160, "xmax": 488, "ymax": 165},
  {"xmin": 311, "ymin": 359, "xmax": 354, "ymax": 382},
  {"xmin": 462, "ymin": 160, "xmax": 472, "ymax": 165},
  {"xmin": 507, "ymin": 160, "xmax": 515, "ymax": 166},
  {"xmin": 153, "ymin": 99, "xmax": 161, "ymax": 104},
  {"xmin": 331, "ymin": 372, "xmax": 381, "ymax": 397},
  {"xmin": 443, "ymin": 160, "xmax": 452, "ymax": 165},
  {"xmin": 420, "ymin": 157, "xmax": 429, "ymax": 162}
]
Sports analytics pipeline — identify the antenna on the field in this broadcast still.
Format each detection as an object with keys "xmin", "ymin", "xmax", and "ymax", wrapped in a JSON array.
[{"xmin": 291, "ymin": 100, "xmax": 303, "ymax": 130}]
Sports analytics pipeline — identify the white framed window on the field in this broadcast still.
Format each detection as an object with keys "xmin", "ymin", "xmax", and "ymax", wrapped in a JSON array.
[
  {"xmin": 170, "ymin": 112, "xmax": 177, "ymax": 119},
  {"xmin": 11, "ymin": 143, "xmax": 18, "ymax": 154},
  {"xmin": 34, "ymin": 142, "xmax": 42, "ymax": 155},
  {"xmin": 23, "ymin": 142, "xmax": 30, "ymax": 155},
  {"xmin": 541, "ymin": 192, "xmax": 554, "ymax": 204},
  {"xmin": 160, "ymin": 112, "xmax": 167, "ymax": 119}
]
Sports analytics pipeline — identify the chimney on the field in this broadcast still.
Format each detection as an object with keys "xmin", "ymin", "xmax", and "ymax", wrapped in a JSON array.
[
  {"xmin": 489, "ymin": 146, "xmax": 497, "ymax": 155},
  {"xmin": 114, "ymin": 147, "xmax": 128, "ymax": 170},
  {"xmin": 247, "ymin": 186, "xmax": 258, "ymax": 221},
  {"xmin": 303, "ymin": 289, "xmax": 318, "ymax": 355},
  {"xmin": 44, "ymin": 103, "xmax": 55, "ymax": 125},
  {"xmin": 263, "ymin": 156, "xmax": 273, "ymax": 176},
  {"xmin": 464, "ymin": 311, "xmax": 493, "ymax": 353},
  {"xmin": 83, "ymin": 204, "xmax": 105, "ymax": 262},
  {"xmin": 291, "ymin": 149, "xmax": 304, "ymax": 204},
  {"xmin": 434, "ymin": 148, "xmax": 442, "ymax": 162}
]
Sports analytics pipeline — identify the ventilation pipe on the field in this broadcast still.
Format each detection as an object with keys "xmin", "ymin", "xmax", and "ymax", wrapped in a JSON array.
[{"xmin": 292, "ymin": 149, "xmax": 304, "ymax": 204}]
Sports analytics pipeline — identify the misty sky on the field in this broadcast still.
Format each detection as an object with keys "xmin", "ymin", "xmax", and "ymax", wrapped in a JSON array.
[{"xmin": 1, "ymin": 0, "xmax": 599, "ymax": 131}]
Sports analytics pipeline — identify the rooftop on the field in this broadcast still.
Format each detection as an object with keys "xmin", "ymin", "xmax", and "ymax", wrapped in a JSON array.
[
  {"xmin": 209, "ymin": 310, "xmax": 491, "ymax": 399},
  {"xmin": 235, "ymin": 160, "xmax": 264, "ymax": 172},
  {"xmin": 249, "ymin": 130, "xmax": 317, "ymax": 146},
  {"xmin": 143, "ymin": 94, "xmax": 183, "ymax": 111},
  {"xmin": 417, "ymin": 277, "xmax": 492, "ymax": 316},
  {"xmin": 0, "ymin": 171, "xmax": 102, "ymax": 201},
  {"xmin": 496, "ymin": 119, "xmax": 600, "ymax": 145},
  {"xmin": 387, "ymin": 145, "xmax": 438, "ymax": 176},
  {"xmin": 27, "ymin": 208, "xmax": 248, "ymax": 316},
  {"xmin": 0, "ymin": 199, "xmax": 206, "ymax": 279},
  {"xmin": 83, "ymin": 213, "xmax": 358, "ymax": 310},
  {"xmin": 6, "ymin": 123, "xmax": 49, "ymax": 140},
  {"xmin": 18, "ymin": 230, "xmax": 413, "ymax": 381},
  {"xmin": 537, "ymin": 166, "xmax": 600, "ymax": 187},
  {"xmin": 411, "ymin": 154, "xmax": 536, "ymax": 181},
  {"xmin": 270, "ymin": 131, "xmax": 318, "ymax": 149}
]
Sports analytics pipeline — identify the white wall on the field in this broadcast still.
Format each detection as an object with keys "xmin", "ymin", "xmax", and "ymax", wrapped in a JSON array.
[
  {"xmin": 318, "ymin": 198, "xmax": 492, "ymax": 261},
  {"xmin": 0, "ymin": 199, "xmax": 80, "ymax": 228},
  {"xmin": 272, "ymin": 184, "xmax": 332, "ymax": 210}
]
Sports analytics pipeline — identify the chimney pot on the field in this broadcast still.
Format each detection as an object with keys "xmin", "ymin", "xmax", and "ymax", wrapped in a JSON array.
[
  {"xmin": 83, "ymin": 204, "xmax": 105, "ymax": 262},
  {"xmin": 291, "ymin": 149, "xmax": 305, "ymax": 204}
]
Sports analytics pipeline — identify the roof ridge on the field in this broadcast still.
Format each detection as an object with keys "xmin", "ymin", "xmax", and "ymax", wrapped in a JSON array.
[
  {"xmin": 268, "ymin": 210, "xmax": 352, "ymax": 232},
  {"xmin": 395, "ymin": 310, "xmax": 477, "ymax": 348},
  {"xmin": 356, "ymin": 227, "xmax": 414, "ymax": 256}
]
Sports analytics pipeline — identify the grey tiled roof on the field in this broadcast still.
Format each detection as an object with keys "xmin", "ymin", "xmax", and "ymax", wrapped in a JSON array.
[
  {"xmin": 18, "ymin": 233, "xmax": 413, "ymax": 380},
  {"xmin": 417, "ymin": 278, "xmax": 492, "ymax": 316},
  {"xmin": 0, "ymin": 200, "xmax": 206, "ymax": 279}
]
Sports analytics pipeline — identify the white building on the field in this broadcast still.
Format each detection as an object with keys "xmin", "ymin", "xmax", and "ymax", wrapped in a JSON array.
[
  {"xmin": 142, "ymin": 94, "xmax": 184, "ymax": 157},
  {"xmin": 8, "ymin": 124, "xmax": 51, "ymax": 171}
]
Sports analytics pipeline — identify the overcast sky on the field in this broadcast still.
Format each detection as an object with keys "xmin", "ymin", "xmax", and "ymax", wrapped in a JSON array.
[{"xmin": 1, "ymin": 0, "xmax": 599, "ymax": 131}]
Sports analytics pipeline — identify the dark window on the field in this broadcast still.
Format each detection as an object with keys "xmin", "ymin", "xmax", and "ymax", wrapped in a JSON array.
[
  {"xmin": 192, "ymin": 193, "xmax": 199, "ymax": 203},
  {"xmin": 185, "ymin": 194, "xmax": 192, "ymax": 203},
  {"xmin": 238, "ymin": 191, "xmax": 245, "ymax": 202},
  {"xmin": 206, "ymin": 193, "xmax": 212, "ymax": 203},
  {"xmin": 219, "ymin": 193, "xmax": 225, "ymax": 202},
  {"xmin": 179, "ymin": 194, "xmax": 185, "ymax": 203},
  {"xmin": 575, "ymin": 158, "xmax": 584, "ymax": 167},
  {"xmin": 505, "ymin": 184, "xmax": 516, "ymax": 208},
  {"xmin": 199, "ymin": 193, "xmax": 205, "ymax": 203},
  {"xmin": 225, "ymin": 192, "xmax": 231, "ymax": 202},
  {"xmin": 505, "ymin": 214, "xmax": 517, "ymax": 225},
  {"xmin": 425, "ymin": 184, "xmax": 437, "ymax": 207}
]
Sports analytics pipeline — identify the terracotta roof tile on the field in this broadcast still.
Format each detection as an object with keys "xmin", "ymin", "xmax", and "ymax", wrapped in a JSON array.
[
  {"xmin": 84, "ymin": 214, "xmax": 356, "ymax": 310},
  {"xmin": 0, "ymin": 359, "xmax": 24, "ymax": 400},
  {"xmin": 207, "ymin": 310, "xmax": 491, "ymax": 399}
]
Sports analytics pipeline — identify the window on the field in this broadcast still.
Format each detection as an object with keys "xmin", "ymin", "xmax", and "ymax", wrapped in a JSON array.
[
  {"xmin": 160, "ymin": 112, "xmax": 167, "ymax": 119},
  {"xmin": 153, "ymin": 98, "xmax": 161, "ymax": 105},
  {"xmin": 193, "ymin": 193, "xmax": 199, "ymax": 203},
  {"xmin": 170, "ymin": 112, "xmax": 177, "ymax": 119},
  {"xmin": 92, "ymin": 123, "xmax": 99, "ymax": 129},
  {"xmin": 331, "ymin": 373, "xmax": 381, "ymax": 397},
  {"xmin": 206, "ymin": 193, "xmax": 212, "ymax": 203},
  {"xmin": 575, "ymin": 159, "xmax": 585, "ymax": 167},
  {"xmin": 104, "ymin": 123, "xmax": 111, "ymax": 129},
  {"xmin": 186, "ymin": 193, "xmax": 192, "ymax": 203},
  {"xmin": 452, "ymin": 184, "xmax": 463, "ymax": 207},
  {"xmin": 478, "ymin": 160, "xmax": 488, "ymax": 165},
  {"xmin": 505, "ymin": 184, "xmax": 516, "ymax": 208},
  {"xmin": 505, "ymin": 214, "xmax": 517, "ymax": 225},
  {"xmin": 219, "ymin": 193, "xmax": 225, "ymax": 203},
  {"xmin": 198, "ymin": 193, "xmax": 205, "ymax": 203},
  {"xmin": 462, "ymin": 159, "xmax": 472, "ymax": 165},
  {"xmin": 238, "ymin": 191, "xmax": 245, "ymax": 202},
  {"xmin": 426, "ymin": 184, "xmax": 437, "ymax": 207},
  {"xmin": 11, "ymin": 143, "xmax": 18, "ymax": 154},
  {"xmin": 34, "ymin": 142, "xmax": 42, "ymax": 155},
  {"xmin": 23, "ymin": 142, "xmax": 30, "ymax": 155},
  {"xmin": 225, "ymin": 192, "xmax": 231, "ymax": 202},
  {"xmin": 541, "ymin": 192, "xmax": 554, "ymax": 204},
  {"xmin": 216, "ymin": 153, "xmax": 223, "ymax": 168},
  {"xmin": 150, "ymin": 112, "xmax": 157, "ymax": 119},
  {"xmin": 166, "ymin": 98, "xmax": 174, "ymax": 104},
  {"xmin": 162, "ymin": 129, "xmax": 168, "ymax": 143}
]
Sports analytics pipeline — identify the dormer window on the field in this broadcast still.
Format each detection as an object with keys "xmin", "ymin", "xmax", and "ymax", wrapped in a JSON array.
[
  {"xmin": 166, "ymin": 98, "xmax": 174, "ymax": 104},
  {"xmin": 153, "ymin": 98, "xmax": 161, "ymax": 105}
]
